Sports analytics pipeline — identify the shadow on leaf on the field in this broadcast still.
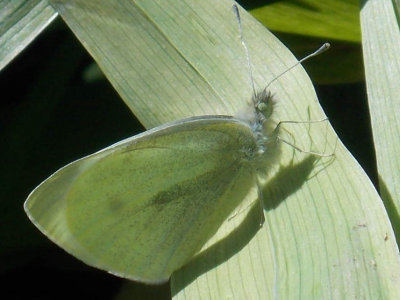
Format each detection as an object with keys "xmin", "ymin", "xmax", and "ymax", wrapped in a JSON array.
[{"xmin": 171, "ymin": 155, "xmax": 323, "ymax": 294}]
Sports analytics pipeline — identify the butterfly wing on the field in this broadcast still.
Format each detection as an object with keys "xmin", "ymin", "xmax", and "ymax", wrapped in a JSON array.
[{"xmin": 24, "ymin": 117, "xmax": 258, "ymax": 283}]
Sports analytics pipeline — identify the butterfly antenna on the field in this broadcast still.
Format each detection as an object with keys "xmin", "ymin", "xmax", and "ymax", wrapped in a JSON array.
[
  {"xmin": 265, "ymin": 43, "xmax": 330, "ymax": 90},
  {"xmin": 232, "ymin": 4, "xmax": 256, "ymax": 100}
]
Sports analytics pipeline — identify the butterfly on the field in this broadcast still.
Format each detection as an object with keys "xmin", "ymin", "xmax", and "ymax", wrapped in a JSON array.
[{"xmin": 24, "ymin": 3, "xmax": 329, "ymax": 284}]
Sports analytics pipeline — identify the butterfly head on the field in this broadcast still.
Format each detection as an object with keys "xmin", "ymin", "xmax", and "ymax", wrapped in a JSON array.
[{"xmin": 251, "ymin": 89, "xmax": 279, "ymax": 155}]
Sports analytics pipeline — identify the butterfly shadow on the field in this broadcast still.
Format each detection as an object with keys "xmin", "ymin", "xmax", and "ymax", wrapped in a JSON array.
[{"xmin": 171, "ymin": 154, "xmax": 329, "ymax": 294}]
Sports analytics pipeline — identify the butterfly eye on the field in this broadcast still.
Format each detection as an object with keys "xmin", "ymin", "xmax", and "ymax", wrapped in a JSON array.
[{"xmin": 257, "ymin": 102, "xmax": 273, "ymax": 119}]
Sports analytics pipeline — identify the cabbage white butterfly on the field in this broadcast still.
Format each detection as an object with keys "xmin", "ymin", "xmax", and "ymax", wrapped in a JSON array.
[{"xmin": 24, "ymin": 4, "xmax": 329, "ymax": 284}]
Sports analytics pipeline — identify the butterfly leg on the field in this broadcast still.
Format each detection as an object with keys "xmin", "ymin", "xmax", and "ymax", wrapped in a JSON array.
[{"xmin": 257, "ymin": 184, "xmax": 265, "ymax": 226}]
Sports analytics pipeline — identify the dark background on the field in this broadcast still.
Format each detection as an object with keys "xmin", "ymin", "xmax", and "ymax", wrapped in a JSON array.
[{"xmin": 0, "ymin": 6, "xmax": 376, "ymax": 300}]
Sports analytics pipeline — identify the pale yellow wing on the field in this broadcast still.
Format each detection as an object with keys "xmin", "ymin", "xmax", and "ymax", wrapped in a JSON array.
[{"xmin": 24, "ymin": 117, "xmax": 258, "ymax": 283}]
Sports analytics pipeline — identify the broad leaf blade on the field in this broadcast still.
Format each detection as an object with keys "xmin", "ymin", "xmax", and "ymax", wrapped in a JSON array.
[
  {"xmin": 46, "ymin": 0, "xmax": 400, "ymax": 298},
  {"xmin": 0, "ymin": 0, "xmax": 57, "ymax": 70}
]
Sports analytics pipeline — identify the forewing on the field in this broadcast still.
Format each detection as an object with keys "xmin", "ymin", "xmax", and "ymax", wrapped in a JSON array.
[{"xmin": 24, "ymin": 117, "xmax": 257, "ymax": 283}]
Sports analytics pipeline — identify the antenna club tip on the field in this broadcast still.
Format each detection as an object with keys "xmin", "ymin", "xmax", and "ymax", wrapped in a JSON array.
[{"xmin": 313, "ymin": 42, "xmax": 331, "ymax": 56}]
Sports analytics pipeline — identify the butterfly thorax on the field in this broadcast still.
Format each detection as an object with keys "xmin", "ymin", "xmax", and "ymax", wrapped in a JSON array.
[{"xmin": 234, "ymin": 89, "xmax": 281, "ymax": 174}]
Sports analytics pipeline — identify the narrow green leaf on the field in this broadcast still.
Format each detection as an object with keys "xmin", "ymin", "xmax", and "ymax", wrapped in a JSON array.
[
  {"xmin": 0, "ymin": 0, "xmax": 57, "ymax": 70},
  {"xmin": 47, "ymin": 0, "xmax": 400, "ymax": 298},
  {"xmin": 361, "ymin": 0, "xmax": 400, "ymax": 241},
  {"xmin": 247, "ymin": 0, "xmax": 362, "ymax": 84},
  {"xmin": 249, "ymin": 0, "xmax": 360, "ymax": 43}
]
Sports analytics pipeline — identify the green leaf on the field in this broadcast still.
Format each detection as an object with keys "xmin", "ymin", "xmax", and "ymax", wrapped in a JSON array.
[
  {"xmin": 0, "ymin": 0, "xmax": 57, "ymax": 70},
  {"xmin": 246, "ymin": 0, "xmax": 362, "ymax": 84},
  {"xmin": 43, "ymin": 0, "xmax": 400, "ymax": 298},
  {"xmin": 248, "ymin": 0, "xmax": 360, "ymax": 42},
  {"xmin": 361, "ymin": 0, "xmax": 400, "ymax": 242}
]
